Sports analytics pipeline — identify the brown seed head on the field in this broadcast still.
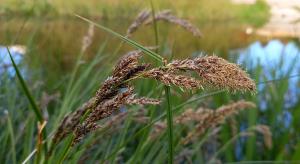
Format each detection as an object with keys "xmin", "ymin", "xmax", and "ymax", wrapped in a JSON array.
[
  {"xmin": 253, "ymin": 125, "xmax": 272, "ymax": 149},
  {"xmin": 127, "ymin": 9, "xmax": 202, "ymax": 38},
  {"xmin": 87, "ymin": 87, "xmax": 134, "ymax": 124},
  {"xmin": 145, "ymin": 10, "xmax": 202, "ymax": 38},
  {"xmin": 95, "ymin": 51, "xmax": 147, "ymax": 102},
  {"xmin": 168, "ymin": 56, "xmax": 256, "ymax": 93},
  {"xmin": 81, "ymin": 23, "xmax": 95, "ymax": 54},
  {"xmin": 52, "ymin": 97, "xmax": 97, "ymax": 144},
  {"xmin": 73, "ymin": 87, "xmax": 134, "ymax": 144},
  {"xmin": 182, "ymin": 100, "xmax": 255, "ymax": 144},
  {"xmin": 175, "ymin": 108, "xmax": 213, "ymax": 124},
  {"xmin": 195, "ymin": 56, "xmax": 256, "ymax": 92},
  {"xmin": 217, "ymin": 100, "xmax": 256, "ymax": 116},
  {"xmin": 127, "ymin": 95, "xmax": 161, "ymax": 105},
  {"xmin": 112, "ymin": 50, "xmax": 142, "ymax": 77},
  {"xmin": 126, "ymin": 9, "xmax": 151, "ymax": 37},
  {"xmin": 143, "ymin": 68, "xmax": 202, "ymax": 89}
]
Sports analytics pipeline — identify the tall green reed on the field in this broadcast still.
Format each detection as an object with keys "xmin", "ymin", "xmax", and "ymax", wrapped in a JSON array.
[{"xmin": 6, "ymin": 47, "xmax": 48, "ymax": 163}]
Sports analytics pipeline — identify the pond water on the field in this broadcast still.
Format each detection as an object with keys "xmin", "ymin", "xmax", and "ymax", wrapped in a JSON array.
[
  {"xmin": 232, "ymin": 39, "xmax": 300, "ymax": 105},
  {"xmin": 0, "ymin": 46, "xmax": 24, "ymax": 76}
]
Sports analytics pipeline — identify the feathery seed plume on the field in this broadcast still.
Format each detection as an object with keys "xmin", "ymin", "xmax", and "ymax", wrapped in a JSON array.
[
  {"xmin": 127, "ymin": 95, "xmax": 161, "ymax": 105},
  {"xmin": 145, "ymin": 10, "xmax": 202, "ymax": 38},
  {"xmin": 167, "ymin": 56, "xmax": 256, "ymax": 92},
  {"xmin": 183, "ymin": 100, "xmax": 256, "ymax": 144},
  {"xmin": 52, "ymin": 97, "xmax": 97, "ymax": 145},
  {"xmin": 127, "ymin": 9, "xmax": 202, "ymax": 38},
  {"xmin": 126, "ymin": 9, "xmax": 151, "ymax": 37},
  {"xmin": 143, "ymin": 68, "xmax": 202, "ymax": 89},
  {"xmin": 81, "ymin": 23, "xmax": 95, "ymax": 54},
  {"xmin": 73, "ymin": 87, "xmax": 134, "ymax": 144},
  {"xmin": 253, "ymin": 125, "xmax": 272, "ymax": 149}
]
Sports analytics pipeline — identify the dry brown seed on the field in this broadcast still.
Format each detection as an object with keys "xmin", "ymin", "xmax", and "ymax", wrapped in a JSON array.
[
  {"xmin": 175, "ymin": 108, "xmax": 213, "ymax": 124},
  {"xmin": 96, "ymin": 51, "xmax": 147, "ymax": 103},
  {"xmin": 126, "ymin": 9, "xmax": 151, "ymax": 37},
  {"xmin": 182, "ymin": 100, "xmax": 256, "ymax": 144},
  {"xmin": 127, "ymin": 95, "xmax": 161, "ymax": 105},
  {"xmin": 254, "ymin": 125, "xmax": 272, "ymax": 149},
  {"xmin": 145, "ymin": 10, "xmax": 202, "ymax": 38},
  {"xmin": 112, "ymin": 50, "xmax": 142, "ymax": 77},
  {"xmin": 127, "ymin": 9, "xmax": 202, "ymax": 38},
  {"xmin": 87, "ymin": 87, "xmax": 134, "ymax": 124},
  {"xmin": 52, "ymin": 97, "xmax": 97, "ymax": 144},
  {"xmin": 168, "ymin": 56, "xmax": 256, "ymax": 92},
  {"xmin": 73, "ymin": 87, "xmax": 134, "ymax": 144},
  {"xmin": 143, "ymin": 68, "xmax": 202, "ymax": 89},
  {"xmin": 81, "ymin": 23, "xmax": 95, "ymax": 54}
]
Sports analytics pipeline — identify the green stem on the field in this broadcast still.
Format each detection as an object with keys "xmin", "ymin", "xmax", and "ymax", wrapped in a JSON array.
[
  {"xmin": 6, "ymin": 47, "xmax": 44, "ymax": 122},
  {"xmin": 165, "ymin": 86, "xmax": 174, "ymax": 164},
  {"xmin": 150, "ymin": 1, "xmax": 174, "ymax": 162}
]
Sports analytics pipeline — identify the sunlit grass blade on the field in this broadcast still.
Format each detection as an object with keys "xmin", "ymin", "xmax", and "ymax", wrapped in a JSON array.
[
  {"xmin": 6, "ymin": 47, "xmax": 47, "ymax": 163},
  {"xmin": 6, "ymin": 47, "xmax": 44, "ymax": 122}
]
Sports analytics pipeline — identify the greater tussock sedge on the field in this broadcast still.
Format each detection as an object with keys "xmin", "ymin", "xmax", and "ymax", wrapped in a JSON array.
[
  {"xmin": 4, "ymin": 6, "xmax": 290, "ymax": 164},
  {"xmin": 48, "ymin": 9, "xmax": 260, "ymax": 163}
]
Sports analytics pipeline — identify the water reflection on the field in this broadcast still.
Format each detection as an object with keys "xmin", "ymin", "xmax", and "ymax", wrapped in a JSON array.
[
  {"xmin": 235, "ymin": 40, "xmax": 300, "ymax": 131},
  {"xmin": 237, "ymin": 40, "xmax": 300, "ymax": 77},
  {"xmin": 232, "ymin": 40, "xmax": 300, "ymax": 160},
  {"xmin": 233, "ymin": 40, "xmax": 300, "ymax": 104},
  {"xmin": 0, "ymin": 45, "xmax": 25, "ymax": 76}
]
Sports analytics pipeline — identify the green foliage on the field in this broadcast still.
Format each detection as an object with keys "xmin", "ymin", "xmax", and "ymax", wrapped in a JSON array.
[
  {"xmin": 0, "ymin": 0, "xmax": 57, "ymax": 17},
  {"xmin": 235, "ymin": 0, "xmax": 270, "ymax": 27},
  {"xmin": 0, "ymin": 0, "xmax": 270, "ymax": 27}
]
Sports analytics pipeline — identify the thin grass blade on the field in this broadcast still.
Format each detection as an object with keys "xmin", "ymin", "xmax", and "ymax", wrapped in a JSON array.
[{"xmin": 6, "ymin": 47, "xmax": 44, "ymax": 122}]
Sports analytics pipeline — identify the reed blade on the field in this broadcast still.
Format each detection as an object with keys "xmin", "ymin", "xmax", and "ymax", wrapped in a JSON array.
[{"xmin": 6, "ymin": 47, "xmax": 44, "ymax": 122}]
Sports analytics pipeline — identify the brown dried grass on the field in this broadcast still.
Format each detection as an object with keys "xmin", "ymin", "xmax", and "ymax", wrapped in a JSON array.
[
  {"xmin": 167, "ymin": 56, "xmax": 256, "ymax": 92},
  {"xmin": 149, "ymin": 100, "xmax": 256, "ymax": 144},
  {"xmin": 143, "ymin": 68, "xmax": 202, "ymax": 89},
  {"xmin": 127, "ymin": 9, "xmax": 202, "ymax": 38},
  {"xmin": 183, "ymin": 100, "xmax": 256, "ymax": 144}
]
